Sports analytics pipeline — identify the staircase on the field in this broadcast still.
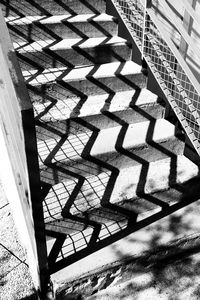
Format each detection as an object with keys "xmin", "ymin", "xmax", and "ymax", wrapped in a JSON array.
[{"xmin": 1, "ymin": 0, "xmax": 199, "ymax": 296}]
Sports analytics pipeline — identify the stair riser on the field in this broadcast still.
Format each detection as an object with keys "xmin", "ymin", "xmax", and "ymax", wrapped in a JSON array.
[
  {"xmin": 28, "ymin": 74, "xmax": 147, "ymax": 103},
  {"xmin": 8, "ymin": 19, "xmax": 118, "ymax": 43},
  {"xmin": 39, "ymin": 137, "xmax": 184, "ymax": 185},
  {"xmin": 18, "ymin": 43, "xmax": 132, "ymax": 70},
  {"xmin": 1, "ymin": 0, "xmax": 106, "ymax": 16},
  {"xmin": 36, "ymin": 104, "xmax": 165, "ymax": 138}
]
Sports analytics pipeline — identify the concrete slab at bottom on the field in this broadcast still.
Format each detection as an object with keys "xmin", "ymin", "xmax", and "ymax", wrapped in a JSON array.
[
  {"xmin": 85, "ymin": 259, "xmax": 200, "ymax": 300},
  {"xmin": 52, "ymin": 156, "xmax": 200, "ymax": 295},
  {"xmin": 56, "ymin": 201, "xmax": 200, "ymax": 299}
]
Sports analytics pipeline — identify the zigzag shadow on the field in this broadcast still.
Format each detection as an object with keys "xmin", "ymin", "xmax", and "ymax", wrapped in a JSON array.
[
  {"xmin": 102, "ymin": 110, "xmax": 170, "ymax": 209},
  {"xmin": 4, "ymin": 2, "xmax": 116, "ymax": 70},
  {"xmin": 25, "ymin": 59, "xmax": 141, "ymax": 122},
  {"xmin": 63, "ymin": 118, "xmax": 138, "ymax": 221},
  {"xmin": 18, "ymin": 73, "xmax": 200, "ymax": 275},
  {"xmin": 39, "ymin": 121, "xmax": 137, "ymax": 274},
  {"xmin": 50, "ymin": 182, "xmax": 200, "ymax": 274},
  {"xmin": 1, "ymin": 0, "xmax": 80, "ymax": 17},
  {"xmin": 40, "ymin": 169, "xmax": 102, "ymax": 269},
  {"xmin": 16, "ymin": 31, "xmax": 122, "ymax": 72},
  {"xmin": 35, "ymin": 114, "xmax": 131, "ymax": 268},
  {"xmin": 38, "ymin": 90, "xmax": 200, "ymax": 274},
  {"xmin": 3, "ymin": 0, "xmax": 129, "ymax": 75},
  {"xmin": 38, "ymin": 113, "xmax": 138, "ymax": 219},
  {"xmin": 15, "ymin": 33, "xmax": 130, "ymax": 76},
  {"xmin": 1, "ymin": 0, "xmax": 105, "ymax": 17},
  {"xmin": 105, "ymin": 105, "xmax": 186, "ymax": 207},
  {"xmin": 36, "ymin": 102, "xmax": 189, "ymax": 275}
]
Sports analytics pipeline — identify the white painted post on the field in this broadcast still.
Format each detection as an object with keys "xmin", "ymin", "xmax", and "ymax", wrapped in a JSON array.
[
  {"xmin": 0, "ymin": 43, "xmax": 41, "ymax": 294},
  {"xmin": 0, "ymin": 8, "xmax": 50, "ymax": 298}
]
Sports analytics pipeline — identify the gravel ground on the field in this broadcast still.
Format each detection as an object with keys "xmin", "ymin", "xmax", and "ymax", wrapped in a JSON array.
[{"xmin": 0, "ymin": 183, "xmax": 37, "ymax": 300}]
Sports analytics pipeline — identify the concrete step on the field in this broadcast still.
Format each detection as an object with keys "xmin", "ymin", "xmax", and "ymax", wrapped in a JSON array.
[
  {"xmin": 38, "ymin": 119, "xmax": 185, "ymax": 183},
  {"xmin": 44, "ymin": 154, "xmax": 199, "ymax": 281},
  {"xmin": 1, "ymin": 0, "xmax": 106, "ymax": 17},
  {"xmin": 34, "ymin": 89, "xmax": 165, "ymax": 137},
  {"xmin": 6, "ymin": 13, "xmax": 118, "ymax": 43},
  {"xmin": 16, "ymin": 36, "xmax": 132, "ymax": 70},
  {"xmin": 25, "ymin": 61, "xmax": 147, "ymax": 102},
  {"xmin": 43, "ymin": 154, "xmax": 196, "ymax": 224}
]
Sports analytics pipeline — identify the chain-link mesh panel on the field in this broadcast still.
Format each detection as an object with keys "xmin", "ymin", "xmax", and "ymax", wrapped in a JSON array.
[{"xmin": 112, "ymin": 0, "xmax": 200, "ymax": 154}]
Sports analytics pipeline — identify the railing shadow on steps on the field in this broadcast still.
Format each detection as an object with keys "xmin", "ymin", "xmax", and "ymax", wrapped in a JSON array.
[
  {"xmin": 8, "ymin": 22, "xmax": 122, "ymax": 72},
  {"xmin": 39, "ymin": 94, "xmax": 200, "ymax": 274},
  {"xmin": 2, "ymin": 0, "xmax": 200, "ymax": 296},
  {"xmin": 0, "ymin": 0, "xmax": 117, "ymax": 72},
  {"xmin": 28, "ymin": 61, "xmax": 199, "ymax": 272}
]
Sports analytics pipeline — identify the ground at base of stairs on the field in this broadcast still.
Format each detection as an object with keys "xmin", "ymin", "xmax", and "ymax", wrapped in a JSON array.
[{"xmin": 56, "ymin": 192, "xmax": 200, "ymax": 300}]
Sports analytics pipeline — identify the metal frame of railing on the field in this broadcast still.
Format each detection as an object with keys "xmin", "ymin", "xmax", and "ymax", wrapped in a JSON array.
[{"xmin": 111, "ymin": 0, "xmax": 200, "ymax": 155}]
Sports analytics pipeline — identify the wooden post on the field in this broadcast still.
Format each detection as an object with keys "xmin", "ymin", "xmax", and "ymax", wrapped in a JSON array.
[
  {"xmin": 178, "ymin": 0, "xmax": 198, "ymax": 156},
  {"xmin": 0, "ymin": 9, "xmax": 51, "ymax": 298}
]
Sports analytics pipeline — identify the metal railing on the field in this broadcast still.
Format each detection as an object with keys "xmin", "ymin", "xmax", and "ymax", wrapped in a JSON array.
[{"xmin": 111, "ymin": 0, "xmax": 200, "ymax": 155}]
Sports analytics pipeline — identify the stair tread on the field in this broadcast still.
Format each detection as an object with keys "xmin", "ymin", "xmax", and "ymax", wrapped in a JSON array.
[
  {"xmin": 24, "ymin": 61, "xmax": 143, "ymax": 84},
  {"xmin": 45, "ymin": 186, "xmax": 182, "ymax": 240},
  {"xmin": 6, "ymin": 13, "xmax": 115, "ymax": 25},
  {"xmin": 43, "ymin": 155, "xmax": 198, "ymax": 226},
  {"xmin": 37, "ymin": 119, "xmax": 179, "ymax": 167},
  {"xmin": 2, "ymin": 0, "xmax": 107, "ymax": 17},
  {"xmin": 34, "ymin": 89, "xmax": 160, "ymax": 122},
  {"xmin": 15, "ymin": 36, "xmax": 128, "ymax": 53},
  {"xmin": 91, "ymin": 119, "xmax": 178, "ymax": 156},
  {"xmin": 45, "ymin": 187, "xmax": 180, "ymax": 232}
]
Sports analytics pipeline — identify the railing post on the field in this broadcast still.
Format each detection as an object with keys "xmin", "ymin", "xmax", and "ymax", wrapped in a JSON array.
[
  {"xmin": 141, "ymin": 0, "xmax": 147, "ymax": 61},
  {"xmin": 0, "ymin": 8, "xmax": 53, "ymax": 299},
  {"xmin": 141, "ymin": 0, "xmax": 151, "ymax": 74}
]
